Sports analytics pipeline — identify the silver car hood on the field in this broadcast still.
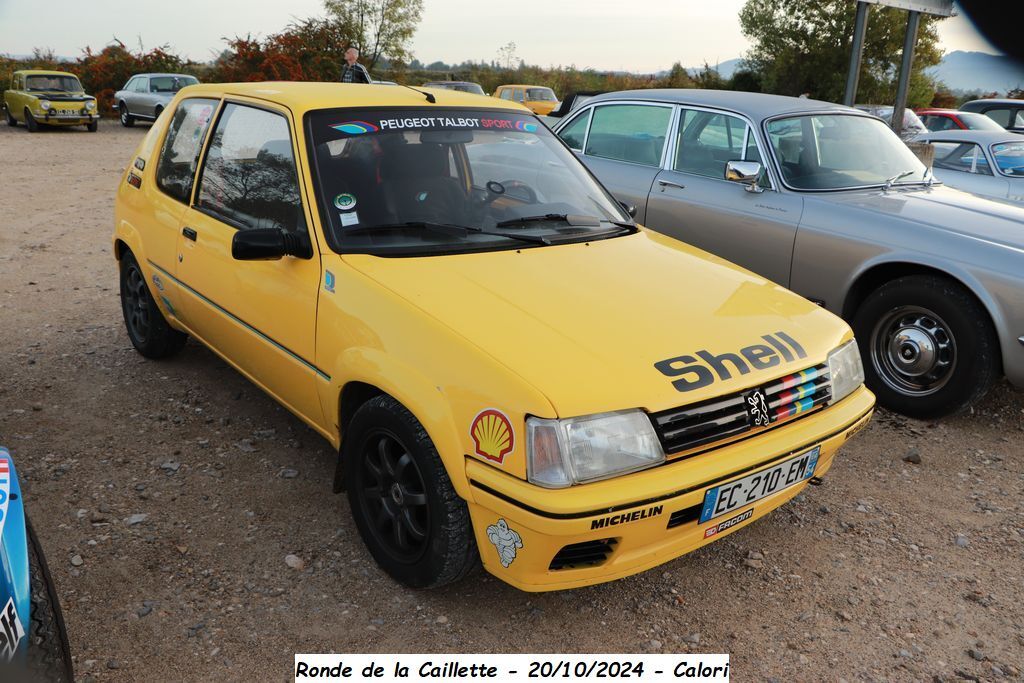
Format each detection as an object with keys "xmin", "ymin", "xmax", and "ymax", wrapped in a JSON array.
[{"xmin": 803, "ymin": 185, "xmax": 1024, "ymax": 251}]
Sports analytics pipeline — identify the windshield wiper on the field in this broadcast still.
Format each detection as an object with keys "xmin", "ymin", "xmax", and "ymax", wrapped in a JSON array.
[
  {"xmin": 496, "ymin": 213, "xmax": 600, "ymax": 228},
  {"xmin": 344, "ymin": 221, "xmax": 552, "ymax": 245},
  {"xmin": 882, "ymin": 170, "xmax": 915, "ymax": 192}
]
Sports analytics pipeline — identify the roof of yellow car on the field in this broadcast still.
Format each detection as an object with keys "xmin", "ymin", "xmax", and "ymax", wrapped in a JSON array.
[
  {"xmin": 14, "ymin": 69, "xmax": 79, "ymax": 77},
  {"xmin": 177, "ymin": 82, "xmax": 529, "ymax": 113}
]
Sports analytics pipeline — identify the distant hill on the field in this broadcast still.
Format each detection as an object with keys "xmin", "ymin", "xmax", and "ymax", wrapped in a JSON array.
[
  {"xmin": 928, "ymin": 50, "xmax": 1024, "ymax": 93},
  {"xmin": 686, "ymin": 58, "xmax": 743, "ymax": 79}
]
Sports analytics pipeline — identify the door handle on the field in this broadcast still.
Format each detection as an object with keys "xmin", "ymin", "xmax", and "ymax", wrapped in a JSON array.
[
  {"xmin": 182, "ymin": 227, "xmax": 197, "ymax": 241},
  {"xmin": 658, "ymin": 179, "xmax": 686, "ymax": 191}
]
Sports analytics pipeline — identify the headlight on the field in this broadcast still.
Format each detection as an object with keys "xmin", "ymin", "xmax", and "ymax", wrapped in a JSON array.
[
  {"xmin": 38, "ymin": 100, "xmax": 50, "ymax": 111},
  {"xmin": 86, "ymin": 100, "xmax": 96, "ymax": 110},
  {"xmin": 828, "ymin": 339, "xmax": 865, "ymax": 404},
  {"xmin": 526, "ymin": 409, "xmax": 665, "ymax": 488}
]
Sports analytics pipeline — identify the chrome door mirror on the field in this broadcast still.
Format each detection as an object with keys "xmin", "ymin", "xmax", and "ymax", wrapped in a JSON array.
[{"xmin": 725, "ymin": 160, "xmax": 765, "ymax": 193}]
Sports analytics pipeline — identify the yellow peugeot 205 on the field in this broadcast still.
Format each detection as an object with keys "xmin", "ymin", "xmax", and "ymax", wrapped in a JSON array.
[{"xmin": 112, "ymin": 82, "xmax": 874, "ymax": 591}]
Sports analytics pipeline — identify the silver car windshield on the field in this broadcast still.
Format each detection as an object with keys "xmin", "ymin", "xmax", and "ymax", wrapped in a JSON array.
[
  {"xmin": 991, "ymin": 141, "xmax": 1024, "ymax": 176},
  {"xmin": 307, "ymin": 108, "xmax": 633, "ymax": 255},
  {"xmin": 766, "ymin": 114, "xmax": 929, "ymax": 190}
]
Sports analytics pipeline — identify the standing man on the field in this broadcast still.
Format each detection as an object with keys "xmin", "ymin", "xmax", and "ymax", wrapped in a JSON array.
[{"xmin": 340, "ymin": 47, "xmax": 372, "ymax": 84}]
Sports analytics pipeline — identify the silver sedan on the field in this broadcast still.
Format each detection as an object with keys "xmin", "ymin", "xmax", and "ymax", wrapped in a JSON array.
[
  {"xmin": 913, "ymin": 129, "xmax": 1024, "ymax": 204},
  {"xmin": 553, "ymin": 89, "xmax": 1024, "ymax": 418},
  {"xmin": 114, "ymin": 73, "xmax": 198, "ymax": 127}
]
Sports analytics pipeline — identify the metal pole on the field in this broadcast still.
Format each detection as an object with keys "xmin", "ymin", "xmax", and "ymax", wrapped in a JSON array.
[
  {"xmin": 891, "ymin": 10, "xmax": 921, "ymax": 137},
  {"xmin": 843, "ymin": 1, "xmax": 870, "ymax": 107}
]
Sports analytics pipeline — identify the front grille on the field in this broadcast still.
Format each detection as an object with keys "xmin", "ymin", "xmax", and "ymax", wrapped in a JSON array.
[
  {"xmin": 666, "ymin": 504, "xmax": 702, "ymax": 529},
  {"xmin": 549, "ymin": 538, "xmax": 618, "ymax": 570},
  {"xmin": 651, "ymin": 363, "xmax": 831, "ymax": 457}
]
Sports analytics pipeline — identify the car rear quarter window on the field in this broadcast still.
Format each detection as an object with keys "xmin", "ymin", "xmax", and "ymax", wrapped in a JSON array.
[
  {"xmin": 557, "ymin": 109, "xmax": 592, "ymax": 152},
  {"xmin": 923, "ymin": 115, "xmax": 957, "ymax": 132},
  {"xmin": 195, "ymin": 103, "xmax": 306, "ymax": 233},
  {"xmin": 982, "ymin": 108, "xmax": 1020, "ymax": 128},
  {"xmin": 584, "ymin": 104, "xmax": 671, "ymax": 167},
  {"xmin": 155, "ymin": 98, "xmax": 219, "ymax": 204}
]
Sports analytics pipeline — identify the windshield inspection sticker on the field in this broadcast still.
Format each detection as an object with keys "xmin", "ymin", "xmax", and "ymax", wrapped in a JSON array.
[
  {"xmin": 339, "ymin": 211, "xmax": 359, "ymax": 227},
  {"xmin": 333, "ymin": 193, "xmax": 357, "ymax": 211}
]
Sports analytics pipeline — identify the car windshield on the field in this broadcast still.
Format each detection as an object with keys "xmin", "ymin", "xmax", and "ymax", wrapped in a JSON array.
[
  {"xmin": 307, "ymin": 107, "xmax": 633, "ymax": 255},
  {"xmin": 957, "ymin": 112, "xmax": 1005, "ymax": 131},
  {"xmin": 991, "ymin": 141, "xmax": 1024, "ymax": 176},
  {"xmin": 526, "ymin": 88, "xmax": 557, "ymax": 101},
  {"xmin": 766, "ymin": 114, "xmax": 929, "ymax": 190},
  {"xmin": 150, "ymin": 75, "xmax": 198, "ymax": 93},
  {"xmin": 448, "ymin": 84, "xmax": 484, "ymax": 95},
  {"xmin": 25, "ymin": 75, "xmax": 82, "ymax": 92}
]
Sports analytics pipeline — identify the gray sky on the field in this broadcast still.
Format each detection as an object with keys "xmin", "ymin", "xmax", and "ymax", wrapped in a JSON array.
[{"xmin": 0, "ymin": 0, "xmax": 998, "ymax": 71}]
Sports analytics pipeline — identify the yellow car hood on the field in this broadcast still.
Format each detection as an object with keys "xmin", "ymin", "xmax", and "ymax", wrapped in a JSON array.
[{"xmin": 343, "ymin": 230, "xmax": 851, "ymax": 417}]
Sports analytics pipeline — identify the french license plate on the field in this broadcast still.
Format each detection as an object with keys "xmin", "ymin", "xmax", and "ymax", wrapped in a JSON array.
[{"xmin": 699, "ymin": 446, "xmax": 820, "ymax": 523}]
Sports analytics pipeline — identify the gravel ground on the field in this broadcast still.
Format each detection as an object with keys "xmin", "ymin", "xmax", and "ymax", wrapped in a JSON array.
[{"xmin": 1, "ymin": 120, "xmax": 1022, "ymax": 683}]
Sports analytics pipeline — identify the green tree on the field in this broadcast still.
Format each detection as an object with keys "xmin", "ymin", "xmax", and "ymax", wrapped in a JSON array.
[
  {"xmin": 322, "ymin": 0, "xmax": 424, "ymax": 70},
  {"xmin": 738, "ymin": 0, "xmax": 944, "ymax": 106}
]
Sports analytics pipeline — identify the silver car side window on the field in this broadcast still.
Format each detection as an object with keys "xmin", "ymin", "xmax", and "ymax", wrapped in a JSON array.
[
  {"xmin": 675, "ymin": 109, "xmax": 744, "ymax": 178},
  {"xmin": 557, "ymin": 109, "xmax": 592, "ymax": 152},
  {"xmin": 584, "ymin": 104, "xmax": 672, "ymax": 167},
  {"xmin": 932, "ymin": 141, "xmax": 993, "ymax": 176}
]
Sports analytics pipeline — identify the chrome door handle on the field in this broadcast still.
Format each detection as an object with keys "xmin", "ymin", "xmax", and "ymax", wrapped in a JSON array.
[{"xmin": 658, "ymin": 179, "xmax": 686, "ymax": 190}]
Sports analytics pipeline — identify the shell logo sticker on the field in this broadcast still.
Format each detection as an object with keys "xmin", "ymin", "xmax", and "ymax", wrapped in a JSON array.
[{"xmin": 470, "ymin": 409, "xmax": 515, "ymax": 464}]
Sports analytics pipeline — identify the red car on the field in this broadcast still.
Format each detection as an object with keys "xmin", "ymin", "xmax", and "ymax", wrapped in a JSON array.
[{"xmin": 916, "ymin": 108, "xmax": 1006, "ymax": 133}]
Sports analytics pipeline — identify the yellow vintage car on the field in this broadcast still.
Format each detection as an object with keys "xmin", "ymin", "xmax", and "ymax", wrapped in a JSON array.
[
  {"xmin": 3, "ymin": 70, "xmax": 100, "ymax": 132},
  {"xmin": 493, "ymin": 84, "xmax": 560, "ymax": 115},
  {"xmin": 112, "ymin": 82, "xmax": 873, "ymax": 591}
]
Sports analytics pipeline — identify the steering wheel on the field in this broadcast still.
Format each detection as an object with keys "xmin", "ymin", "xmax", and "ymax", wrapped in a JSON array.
[{"xmin": 495, "ymin": 179, "xmax": 538, "ymax": 204}]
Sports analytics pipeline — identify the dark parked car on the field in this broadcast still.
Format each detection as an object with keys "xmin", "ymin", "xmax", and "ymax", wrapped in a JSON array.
[{"xmin": 960, "ymin": 98, "xmax": 1024, "ymax": 134}]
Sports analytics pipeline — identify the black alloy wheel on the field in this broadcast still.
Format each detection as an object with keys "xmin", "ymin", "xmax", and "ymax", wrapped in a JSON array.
[{"xmin": 355, "ymin": 430, "xmax": 431, "ymax": 563}]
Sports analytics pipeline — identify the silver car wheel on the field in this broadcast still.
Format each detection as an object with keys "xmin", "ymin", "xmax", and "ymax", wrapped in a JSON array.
[{"xmin": 870, "ymin": 305, "xmax": 956, "ymax": 396}]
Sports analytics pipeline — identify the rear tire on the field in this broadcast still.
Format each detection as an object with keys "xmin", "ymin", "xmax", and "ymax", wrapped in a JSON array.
[
  {"xmin": 852, "ymin": 274, "xmax": 998, "ymax": 419},
  {"xmin": 24, "ymin": 109, "xmax": 38, "ymax": 132},
  {"xmin": 119, "ymin": 103, "xmax": 134, "ymax": 127},
  {"xmin": 344, "ymin": 395, "xmax": 479, "ymax": 589},
  {"xmin": 25, "ymin": 517, "xmax": 74, "ymax": 683},
  {"xmin": 119, "ymin": 250, "xmax": 187, "ymax": 359}
]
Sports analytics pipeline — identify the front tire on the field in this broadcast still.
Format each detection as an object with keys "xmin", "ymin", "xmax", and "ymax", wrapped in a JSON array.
[
  {"xmin": 344, "ymin": 395, "xmax": 479, "ymax": 589},
  {"xmin": 4, "ymin": 104, "xmax": 16, "ymax": 127},
  {"xmin": 119, "ymin": 103, "xmax": 134, "ymax": 127},
  {"xmin": 119, "ymin": 251, "xmax": 187, "ymax": 358},
  {"xmin": 24, "ymin": 109, "xmax": 38, "ymax": 132},
  {"xmin": 25, "ymin": 517, "xmax": 74, "ymax": 683},
  {"xmin": 86, "ymin": 120, "xmax": 97, "ymax": 132},
  {"xmin": 852, "ymin": 274, "xmax": 998, "ymax": 419}
]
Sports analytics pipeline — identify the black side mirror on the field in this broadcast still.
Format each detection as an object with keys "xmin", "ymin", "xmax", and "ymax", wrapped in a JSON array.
[
  {"xmin": 618, "ymin": 200, "xmax": 637, "ymax": 218},
  {"xmin": 232, "ymin": 228, "xmax": 310, "ymax": 260}
]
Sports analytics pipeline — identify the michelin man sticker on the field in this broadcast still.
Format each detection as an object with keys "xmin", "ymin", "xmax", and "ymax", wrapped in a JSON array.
[{"xmin": 486, "ymin": 519, "xmax": 523, "ymax": 568}]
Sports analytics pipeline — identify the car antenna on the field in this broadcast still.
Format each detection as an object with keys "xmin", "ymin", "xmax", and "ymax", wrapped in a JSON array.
[{"xmin": 400, "ymin": 84, "xmax": 436, "ymax": 103}]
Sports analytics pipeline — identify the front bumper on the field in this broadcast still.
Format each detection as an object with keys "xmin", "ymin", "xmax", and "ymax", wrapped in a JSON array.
[
  {"xmin": 41, "ymin": 111, "xmax": 99, "ymax": 125},
  {"xmin": 466, "ymin": 386, "xmax": 874, "ymax": 591}
]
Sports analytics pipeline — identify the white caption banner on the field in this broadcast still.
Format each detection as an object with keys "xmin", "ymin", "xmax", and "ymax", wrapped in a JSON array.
[{"xmin": 294, "ymin": 654, "xmax": 730, "ymax": 682}]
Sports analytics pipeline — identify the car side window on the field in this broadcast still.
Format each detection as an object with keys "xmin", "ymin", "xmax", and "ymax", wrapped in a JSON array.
[
  {"xmin": 675, "ymin": 109, "xmax": 755, "ymax": 179},
  {"xmin": 557, "ymin": 109, "xmax": 592, "ymax": 152},
  {"xmin": 513, "ymin": 89, "xmax": 525, "ymax": 103},
  {"xmin": 983, "ymin": 108, "xmax": 1012, "ymax": 128},
  {"xmin": 924, "ymin": 115, "xmax": 956, "ymax": 132},
  {"xmin": 196, "ymin": 103, "xmax": 306, "ymax": 233},
  {"xmin": 155, "ymin": 98, "xmax": 219, "ymax": 204},
  {"xmin": 498, "ymin": 89, "xmax": 512, "ymax": 101},
  {"xmin": 932, "ymin": 141, "xmax": 993, "ymax": 175},
  {"xmin": 124, "ymin": 77, "xmax": 136, "ymax": 92},
  {"xmin": 584, "ymin": 104, "xmax": 671, "ymax": 167}
]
